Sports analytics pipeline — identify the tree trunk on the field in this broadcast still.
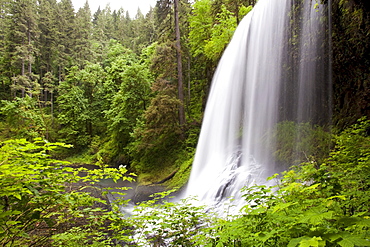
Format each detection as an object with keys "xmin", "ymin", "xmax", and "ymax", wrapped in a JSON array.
[
  {"xmin": 235, "ymin": 0, "xmax": 240, "ymax": 24},
  {"xmin": 27, "ymin": 26, "xmax": 32, "ymax": 98},
  {"xmin": 21, "ymin": 60, "xmax": 25, "ymax": 98},
  {"xmin": 51, "ymin": 91, "xmax": 54, "ymax": 125},
  {"xmin": 174, "ymin": 0, "xmax": 185, "ymax": 126}
]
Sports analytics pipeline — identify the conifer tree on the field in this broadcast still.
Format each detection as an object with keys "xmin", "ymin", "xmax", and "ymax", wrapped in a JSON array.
[
  {"xmin": 144, "ymin": 7, "xmax": 157, "ymax": 44},
  {"xmin": 92, "ymin": 6, "xmax": 101, "ymax": 26},
  {"xmin": 131, "ymin": 8, "xmax": 148, "ymax": 53},
  {"xmin": 93, "ymin": 5, "xmax": 115, "ymax": 46},
  {"xmin": 74, "ymin": 2, "xmax": 93, "ymax": 67},
  {"xmin": 56, "ymin": 0, "xmax": 75, "ymax": 78},
  {"xmin": 7, "ymin": 0, "xmax": 40, "ymax": 98},
  {"xmin": 174, "ymin": 0, "xmax": 185, "ymax": 126},
  {"xmin": 0, "ymin": 0, "xmax": 11, "ymax": 98},
  {"xmin": 153, "ymin": 0, "xmax": 191, "ymax": 127},
  {"xmin": 38, "ymin": 0, "xmax": 59, "ymax": 72},
  {"xmin": 38, "ymin": 0, "xmax": 59, "ymax": 107},
  {"xmin": 115, "ymin": 8, "xmax": 133, "ymax": 49}
]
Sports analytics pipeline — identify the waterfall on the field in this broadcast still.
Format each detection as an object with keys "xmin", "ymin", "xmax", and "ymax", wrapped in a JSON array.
[{"xmin": 185, "ymin": 0, "xmax": 331, "ymax": 213}]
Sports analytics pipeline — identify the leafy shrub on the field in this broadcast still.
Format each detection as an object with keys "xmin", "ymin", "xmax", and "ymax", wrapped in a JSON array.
[
  {"xmin": 0, "ymin": 138, "xmax": 131, "ymax": 246},
  {"xmin": 122, "ymin": 190, "xmax": 215, "ymax": 246},
  {"xmin": 0, "ymin": 96, "xmax": 47, "ymax": 140},
  {"xmin": 203, "ymin": 118, "xmax": 370, "ymax": 247},
  {"xmin": 3, "ymin": 119, "xmax": 369, "ymax": 246},
  {"xmin": 129, "ymin": 80, "xmax": 183, "ymax": 173},
  {"xmin": 51, "ymin": 227, "xmax": 111, "ymax": 247},
  {"xmin": 121, "ymin": 119, "xmax": 370, "ymax": 247},
  {"xmin": 272, "ymin": 121, "xmax": 332, "ymax": 166}
]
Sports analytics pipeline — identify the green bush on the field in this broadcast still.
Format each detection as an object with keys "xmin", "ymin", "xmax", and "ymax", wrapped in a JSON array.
[
  {"xmin": 122, "ymin": 190, "xmax": 215, "ymax": 246},
  {"xmin": 202, "ymin": 118, "xmax": 370, "ymax": 246},
  {"xmin": 272, "ymin": 121, "xmax": 332, "ymax": 165},
  {"xmin": 51, "ymin": 227, "xmax": 111, "ymax": 247},
  {"xmin": 0, "ymin": 97, "xmax": 47, "ymax": 140},
  {"xmin": 122, "ymin": 119, "xmax": 370, "ymax": 247},
  {"xmin": 2, "ymin": 119, "xmax": 369, "ymax": 246},
  {"xmin": 0, "ymin": 138, "xmax": 132, "ymax": 246}
]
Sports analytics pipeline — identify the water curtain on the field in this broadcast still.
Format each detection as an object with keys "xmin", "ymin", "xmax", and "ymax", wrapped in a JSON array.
[{"xmin": 185, "ymin": 0, "xmax": 332, "ymax": 212}]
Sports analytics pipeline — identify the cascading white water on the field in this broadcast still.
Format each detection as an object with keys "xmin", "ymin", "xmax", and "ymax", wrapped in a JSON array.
[{"xmin": 185, "ymin": 0, "xmax": 331, "ymax": 212}]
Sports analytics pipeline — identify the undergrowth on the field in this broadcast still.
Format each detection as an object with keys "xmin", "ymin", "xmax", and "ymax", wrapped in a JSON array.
[
  {"xmin": 1, "ymin": 119, "xmax": 370, "ymax": 246},
  {"xmin": 122, "ymin": 118, "xmax": 370, "ymax": 246}
]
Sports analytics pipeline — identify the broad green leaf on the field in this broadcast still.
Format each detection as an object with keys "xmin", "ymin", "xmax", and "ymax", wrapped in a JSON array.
[
  {"xmin": 299, "ymin": 209, "xmax": 334, "ymax": 225},
  {"xmin": 299, "ymin": 236, "xmax": 325, "ymax": 247},
  {"xmin": 338, "ymin": 236, "xmax": 370, "ymax": 247},
  {"xmin": 13, "ymin": 193, "xmax": 21, "ymax": 200}
]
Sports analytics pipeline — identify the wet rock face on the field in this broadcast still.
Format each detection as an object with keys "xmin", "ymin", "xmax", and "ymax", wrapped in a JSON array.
[
  {"xmin": 132, "ymin": 185, "xmax": 167, "ymax": 204},
  {"xmin": 75, "ymin": 164, "xmax": 169, "ymax": 205}
]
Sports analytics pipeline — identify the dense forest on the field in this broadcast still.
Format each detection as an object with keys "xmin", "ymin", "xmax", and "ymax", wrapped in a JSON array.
[
  {"xmin": 0, "ymin": 0, "xmax": 258, "ymax": 185},
  {"xmin": 0, "ymin": 0, "xmax": 369, "ymax": 246}
]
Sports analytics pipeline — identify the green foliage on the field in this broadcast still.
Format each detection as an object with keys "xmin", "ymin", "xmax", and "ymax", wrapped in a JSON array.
[
  {"xmin": 124, "ymin": 190, "xmax": 215, "ymax": 246},
  {"xmin": 129, "ymin": 80, "xmax": 183, "ymax": 172},
  {"xmin": 2, "ymin": 120, "xmax": 368, "ymax": 246},
  {"xmin": 189, "ymin": 0, "xmax": 213, "ymax": 57},
  {"xmin": 57, "ymin": 78, "xmax": 91, "ymax": 149},
  {"xmin": 0, "ymin": 1, "xmax": 368, "ymax": 244},
  {"xmin": 204, "ymin": 5, "xmax": 237, "ymax": 61},
  {"xmin": 324, "ymin": 117, "xmax": 370, "ymax": 214},
  {"xmin": 51, "ymin": 227, "xmax": 112, "ymax": 247},
  {"xmin": 103, "ymin": 40, "xmax": 137, "ymax": 68},
  {"xmin": 239, "ymin": 5, "xmax": 253, "ymax": 18},
  {"xmin": 164, "ymin": 150, "xmax": 194, "ymax": 189},
  {"xmin": 105, "ymin": 63, "xmax": 152, "ymax": 145},
  {"xmin": 96, "ymin": 42, "xmax": 154, "ymax": 164},
  {"xmin": 272, "ymin": 121, "xmax": 332, "ymax": 165},
  {"xmin": 199, "ymin": 119, "xmax": 370, "ymax": 246},
  {"xmin": 78, "ymin": 62, "xmax": 107, "ymax": 136},
  {"xmin": 0, "ymin": 138, "xmax": 131, "ymax": 246},
  {"xmin": 189, "ymin": 0, "xmax": 253, "ymax": 62},
  {"xmin": 56, "ymin": 63, "xmax": 107, "ymax": 150},
  {"xmin": 0, "ymin": 96, "xmax": 47, "ymax": 140},
  {"xmin": 113, "ymin": 119, "xmax": 370, "ymax": 247},
  {"xmin": 5, "ymin": 0, "xmax": 39, "ymax": 97}
]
